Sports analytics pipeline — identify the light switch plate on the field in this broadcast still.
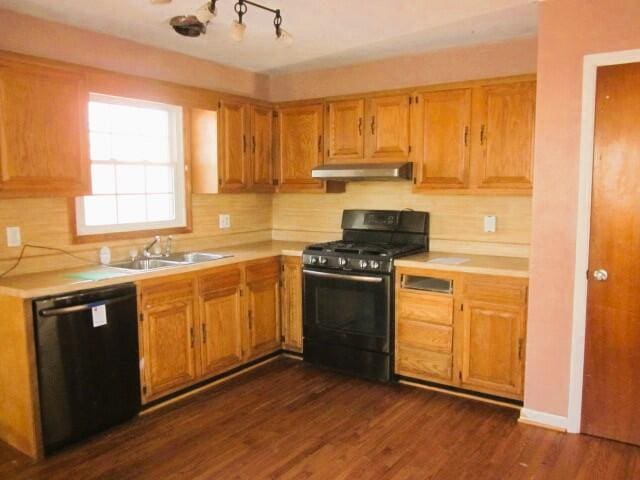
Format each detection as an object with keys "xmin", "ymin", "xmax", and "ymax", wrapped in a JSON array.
[
  {"xmin": 219, "ymin": 214, "xmax": 231, "ymax": 229},
  {"xmin": 6, "ymin": 226, "xmax": 21, "ymax": 247},
  {"xmin": 483, "ymin": 215, "xmax": 497, "ymax": 233}
]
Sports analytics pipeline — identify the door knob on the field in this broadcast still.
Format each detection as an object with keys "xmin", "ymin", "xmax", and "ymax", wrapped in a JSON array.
[{"xmin": 593, "ymin": 269, "xmax": 608, "ymax": 281}]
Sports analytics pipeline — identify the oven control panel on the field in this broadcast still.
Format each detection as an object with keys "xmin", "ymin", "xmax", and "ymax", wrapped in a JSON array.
[{"xmin": 302, "ymin": 254, "xmax": 392, "ymax": 273}]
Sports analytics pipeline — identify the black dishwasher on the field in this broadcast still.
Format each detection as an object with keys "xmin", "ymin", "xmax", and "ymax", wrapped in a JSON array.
[{"xmin": 33, "ymin": 283, "xmax": 141, "ymax": 454}]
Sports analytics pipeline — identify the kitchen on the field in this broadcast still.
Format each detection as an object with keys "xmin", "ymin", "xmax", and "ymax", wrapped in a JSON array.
[{"xmin": 0, "ymin": 1, "xmax": 639, "ymax": 478}]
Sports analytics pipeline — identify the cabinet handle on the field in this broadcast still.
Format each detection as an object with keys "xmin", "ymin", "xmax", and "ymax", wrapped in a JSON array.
[
  {"xmin": 190, "ymin": 327, "xmax": 195, "ymax": 348},
  {"xmin": 317, "ymin": 135, "xmax": 322, "ymax": 153},
  {"xmin": 464, "ymin": 126, "xmax": 469, "ymax": 147},
  {"xmin": 202, "ymin": 324, "xmax": 207, "ymax": 344},
  {"xmin": 518, "ymin": 338, "xmax": 524, "ymax": 360},
  {"xmin": 358, "ymin": 117, "xmax": 363, "ymax": 136},
  {"xmin": 371, "ymin": 116, "xmax": 376, "ymax": 134},
  {"xmin": 252, "ymin": 135, "xmax": 256, "ymax": 153},
  {"xmin": 480, "ymin": 125, "xmax": 486, "ymax": 145},
  {"xmin": 243, "ymin": 134, "xmax": 247, "ymax": 153}
]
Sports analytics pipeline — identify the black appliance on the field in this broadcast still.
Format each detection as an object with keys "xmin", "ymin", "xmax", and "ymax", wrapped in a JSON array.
[
  {"xmin": 302, "ymin": 209, "xmax": 429, "ymax": 382},
  {"xmin": 33, "ymin": 284, "xmax": 141, "ymax": 454}
]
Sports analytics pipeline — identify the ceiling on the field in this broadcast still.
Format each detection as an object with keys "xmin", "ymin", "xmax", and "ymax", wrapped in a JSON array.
[{"xmin": 0, "ymin": 0, "xmax": 539, "ymax": 74}]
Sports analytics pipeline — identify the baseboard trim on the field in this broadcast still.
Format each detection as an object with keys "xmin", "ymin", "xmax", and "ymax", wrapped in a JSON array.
[{"xmin": 519, "ymin": 408, "xmax": 568, "ymax": 432}]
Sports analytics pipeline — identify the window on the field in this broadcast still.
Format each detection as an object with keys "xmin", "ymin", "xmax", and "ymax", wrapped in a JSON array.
[{"xmin": 75, "ymin": 93, "xmax": 187, "ymax": 236}]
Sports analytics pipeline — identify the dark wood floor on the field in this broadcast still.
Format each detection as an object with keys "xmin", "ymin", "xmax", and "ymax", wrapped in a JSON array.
[{"xmin": 2, "ymin": 358, "xmax": 639, "ymax": 480}]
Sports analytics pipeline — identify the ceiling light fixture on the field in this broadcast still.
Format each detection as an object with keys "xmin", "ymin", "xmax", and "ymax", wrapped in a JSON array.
[{"xmin": 167, "ymin": 0, "xmax": 292, "ymax": 45}]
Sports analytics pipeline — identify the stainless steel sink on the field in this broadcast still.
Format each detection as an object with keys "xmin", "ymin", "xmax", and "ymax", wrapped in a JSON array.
[{"xmin": 111, "ymin": 252, "xmax": 231, "ymax": 272}]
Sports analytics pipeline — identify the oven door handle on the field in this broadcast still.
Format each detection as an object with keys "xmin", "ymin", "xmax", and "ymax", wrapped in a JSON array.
[{"xmin": 303, "ymin": 269, "xmax": 384, "ymax": 283}]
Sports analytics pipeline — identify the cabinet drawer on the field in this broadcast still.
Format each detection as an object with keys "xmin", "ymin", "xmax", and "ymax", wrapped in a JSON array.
[
  {"xmin": 462, "ymin": 276, "xmax": 528, "ymax": 305},
  {"xmin": 397, "ymin": 290, "xmax": 453, "ymax": 325},
  {"xmin": 198, "ymin": 266, "xmax": 242, "ymax": 295},
  {"xmin": 396, "ymin": 345, "xmax": 453, "ymax": 382},
  {"xmin": 397, "ymin": 321, "xmax": 452, "ymax": 353},
  {"xmin": 246, "ymin": 258, "xmax": 280, "ymax": 283},
  {"xmin": 140, "ymin": 277, "xmax": 195, "ymax": 308}
]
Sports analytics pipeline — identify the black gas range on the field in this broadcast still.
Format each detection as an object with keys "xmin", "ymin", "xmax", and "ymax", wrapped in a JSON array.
[{"xmin": 302, "ymin": 209, "xmax": 429, "ymax": 382}]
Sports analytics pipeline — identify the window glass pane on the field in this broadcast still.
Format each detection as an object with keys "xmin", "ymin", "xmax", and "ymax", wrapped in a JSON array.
[
  {"xmin": 83, "ymin": 196, "xmax": 117, "ymax": 226},
  {"xmin": 88, "ymin": 101, "xmax": 111, "ymax": 132},
  {"xmin": 111, "ymin": 134, "xmax": 143, "ymax": 162},
  {"xmin": 117, "ymin": 195, "xmax": 147, "ymax": 224},
  {"xmin": 89, "ymin": 133, "xmax": 111, "ymax": 161},
  {"xmin": 110, "ymin": 104, "xmax": 145, "ymax": 135},
  {"xmin": 147, "ymin": 194, "xmax": 175, "ymax": 222},
  {"xmin": 116, "ymin": 165, "xmax": 146, "ymax": 194},
  {"xmin": 139, "ymin": 108, "xmax": 170, "ymax": 137},
  {"xmin": 91, "ymin": 164, "xmax": 116, "ymax": 194},
  {"xmin": 140, "ymin": 136, "xmax": 171, "ymax": 164},
  {"xmin": 146, "ymin": 166, "xmax": 174, "ymax": 194}
]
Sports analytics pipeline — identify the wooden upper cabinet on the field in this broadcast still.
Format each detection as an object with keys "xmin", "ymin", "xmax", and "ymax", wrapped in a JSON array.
[
  {"xmin": 277, "ymin": 103, "xmax": 325, "ymax": 192},
  {"xmin": 281, "ymin": 256, "xmax": 303, "ymax": 352},
  {"xmin": 365, "ymin": 94, "xmax": 411, "ymax": 161},
  {"xmin": 0, "ymin": 56, "xmax": 90, "ymax": 197},
  {"xmin": 472, "ymin": 81, "xmax": 536, "ymax": 190},
  {"xmin": 198, "ymin": 266, "xmax": 245, "ymax": 376},
  {"xmin": 250, "ymin": 105, "xmax": 275, "ymax": 192},
  {"xmin": 218, "ymin": 100, "xmax": 250, "ymax": 192},
  {"xmin": 245, "ymin": 259, "xmax": 281, "ymax": 359},
  {"xmin": 413, "ymin": 89, "xmax": 471, "ymax": 190},
  {"xmin": 325, "ymin": 99, "xmax": 365, "ymax": 163},
  {"xmin": 139, "ymin": 277, "xmax": 198, "ymax": 402}
]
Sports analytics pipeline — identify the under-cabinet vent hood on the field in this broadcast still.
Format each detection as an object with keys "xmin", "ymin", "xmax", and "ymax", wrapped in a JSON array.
[{"xmin": 311, "ymin": 162, "xmax": 413, "ymax": 182}]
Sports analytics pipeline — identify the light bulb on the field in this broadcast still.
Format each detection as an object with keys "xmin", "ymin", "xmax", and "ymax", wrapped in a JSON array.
[
  {"xmin": 195, "ymin": 3, "xmax": 216, "ymax": 24},
  {"xmin": 230, "ymin": 20, "xmax": 246, "ymax": 42},
  {"xmin": 277, "ymin": 29, "xmax": 293, "ymax": 46}
]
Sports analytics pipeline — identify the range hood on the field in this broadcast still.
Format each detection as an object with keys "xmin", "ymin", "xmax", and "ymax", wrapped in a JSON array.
[{"xmin": 311, "ymin": 162, "xmax": 413, "ymax": 182}]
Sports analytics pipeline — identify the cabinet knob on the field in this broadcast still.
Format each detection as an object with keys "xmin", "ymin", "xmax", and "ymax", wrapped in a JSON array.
[{"xmin": 592, "ymin": 269, "xmax": 608, "ymax": 281}]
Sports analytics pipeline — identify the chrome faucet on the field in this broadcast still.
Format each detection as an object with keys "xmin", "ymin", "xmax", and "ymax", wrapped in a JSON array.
[
  {"xmin": 142, "ymin": 235, "xmax": 173, "ymax": 258},
  {"xmin": 164, "ymin": 236, "xmax": 173, "ymax": 257},
  {"xmin": 142, "ymin": 236, "xmax": 161, "ymax": 258}
]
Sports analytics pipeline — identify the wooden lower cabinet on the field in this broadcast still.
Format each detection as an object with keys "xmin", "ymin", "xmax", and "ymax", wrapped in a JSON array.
[
  {"xmin": 139, "ymin": 276, "xmax": 198, "ymax": 402},
  {"xmin": 395, "ymin": 268, "xmax": 527, "ymax": 401},
  {"xmin": 138, "ymin": 258, "xmax": 284, "ymax": 404},
  {"xmin": 281, "ymin": 256, "xmax": 303, "ymax": 352}
]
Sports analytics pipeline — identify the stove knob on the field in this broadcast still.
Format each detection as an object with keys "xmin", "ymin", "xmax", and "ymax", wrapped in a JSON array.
[
  {"xmin": 319, "ymin": 256, "xmax": 328, "ymax": 265},
  {"xmin": 359, "ymin": 260, "xmax": 369, "ymax": 269},
  {"xmin": 309, "ymin": 256, "xmax": 318, "ymax": 265},
  {"xmin": 338, "ymin": 257, "xmax": 348, "ymax": 267},
  {"xmin": 369, "ymin": 260, "xmax": 380, "ymax": 269}
]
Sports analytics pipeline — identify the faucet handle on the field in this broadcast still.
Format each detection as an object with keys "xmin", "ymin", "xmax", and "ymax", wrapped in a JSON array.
[{"xmin": 164, "ymin": 236, "xmax": 173, "ymax": 257}]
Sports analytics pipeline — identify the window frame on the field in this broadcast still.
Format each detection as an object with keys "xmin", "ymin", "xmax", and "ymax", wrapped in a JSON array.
[{"xmin": 73, "ymin": 93, "xmax": 192, "ymax": 243}]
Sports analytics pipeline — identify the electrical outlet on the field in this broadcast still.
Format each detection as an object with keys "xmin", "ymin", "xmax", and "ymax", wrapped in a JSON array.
[
  {"xmin": 483, "ymin": 215, "xmax": 497, "ymax": 233},
  {"xmin": 219, "ymin": 214, "xmax": 231, "ymax": 229},
  {"xmin": 6, "ymin": 226, "xmax": 21, "ymax": 247}
]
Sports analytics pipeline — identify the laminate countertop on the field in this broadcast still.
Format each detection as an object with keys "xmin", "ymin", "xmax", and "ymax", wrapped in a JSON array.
[
  {"xmin": 394, "ymin": 252, "xmax": 529, "ymax": 278},
  {"xmin": 0, "ymin": 241, "xmax": 308, "ymax": 299}
]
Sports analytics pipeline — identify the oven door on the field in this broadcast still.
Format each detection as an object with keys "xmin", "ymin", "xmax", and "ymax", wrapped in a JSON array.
[{"xmin": 303, "ymin": 268, "xmax": 391, "ymax": 353}]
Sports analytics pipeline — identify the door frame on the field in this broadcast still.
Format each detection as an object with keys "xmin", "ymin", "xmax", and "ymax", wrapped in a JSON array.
[{"xmin": 567, "ymin": 48, "xmax": 640, "ymax": 434}]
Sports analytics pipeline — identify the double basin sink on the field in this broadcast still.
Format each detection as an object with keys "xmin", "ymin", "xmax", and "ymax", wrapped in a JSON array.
[{"xmin": 111, "ymin": 252, "xmax": 230, "ymax": 272}]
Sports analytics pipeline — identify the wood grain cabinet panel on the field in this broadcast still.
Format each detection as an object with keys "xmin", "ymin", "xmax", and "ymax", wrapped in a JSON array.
[
  {"xmin": 413, "ymin": 89, "xmax": 471, "ymax": 190},
  {"xmin": 325, "ymin": 99, "xmax": 365, "ymax": 163},
  {"xmin": 396, "ymin": 345, "xmax": 453, "ymax": 382},
  {"xmin": 246, "ymin": 259, "xmax": 281, "ymax": 359},
  {"xmin": 365, "ymin": 94, "xmax": 411, "ymax": 161},
  {"xmin": 0, "ymin": 56, "xmax": 90, "ymax": 197},
  {"xmin": 397, "ymin": 290, "xmax": 454, "ymax": 326},
  {"xmin": 250, "ymin": 105, "xmax": 275, "ymax": 192},
  {"xmin": 281, "ymin": 256, "xmax": 303, "ymax": 352},
  {"xmin": 277, "ymin": 104, "xmax": 324, "ymax": 192},
  {"xmin": 218, "ymin": 100, "xmax": 250, "ymax": 192},
  {"xmin": 472, "ymin": 81, "xmax": 536, "ymax": 190}
]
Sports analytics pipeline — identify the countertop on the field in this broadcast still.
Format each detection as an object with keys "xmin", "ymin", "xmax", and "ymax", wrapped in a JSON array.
[
  {"xmin": 0, "ymin": 241, "xmax": 307, "ymax": 299},
  {"xmin": 0, "ymin": 242, "xmax": 529, "ymax": 299},
  {"xmin": 394, "ymin": 251, "xmax": 529, "ymax": 278}
]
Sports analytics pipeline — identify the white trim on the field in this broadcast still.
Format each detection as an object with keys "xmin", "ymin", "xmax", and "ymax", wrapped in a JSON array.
[
  {"xmin": 519, "ymin": 408, "xmax": 567, "ymax": 431},
  {"xmin": 567, "ymin": 48, "xmax": 640, "ymax": 434}
]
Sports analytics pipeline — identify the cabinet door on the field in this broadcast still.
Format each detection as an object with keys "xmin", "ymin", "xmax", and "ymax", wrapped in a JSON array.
[
  {"xmin": 473, "ymin": 81, "xmax": 536, "ymax": 190},
  {"xmin": 413, "ymin": 89, "xmax": 471, "ymax": 190},
  {"xmin": 218, "ymin": 100, "xmax": 250, "ymax": 192},
  {"xmin": 281, "ymin": 257, "xmax": 303, "ymax": 352},
  {"xmin": 246, "ymin": 259, "xmax": 281, "ymax": 358},
  {"xmin": 0, "ymin": 56, "xmax": 90, "ymax": 197},
  {"xmin": 250, "ymin": 105, "xmax": 275, "ymax": 192},
  {"xmin": 365, "ymin": 94, "xmax": 411, "ymax": 161},
  {"xmin": 277, "ymin": 104, "xmax": 324, "ymax": 192},
  {"xmin": 140, "ymin": 300, "xmax": 197, "ymax": 402},
  {"xmin": 200, "ymin": 287, "xmax": 244, "ymax": 376},
  {"xmin": 326, "ymin": 99, "xmax": 365, "ymax": 163},
  {"xmin": 460, "ymin": 301, "xmax": 526, "ymax": 398}
]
